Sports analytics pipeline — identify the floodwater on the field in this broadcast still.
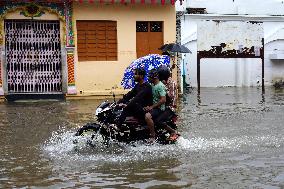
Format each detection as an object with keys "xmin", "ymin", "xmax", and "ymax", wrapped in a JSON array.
[{"xmin": 0, "ymin": 87, "xmax": 284, "ymax": 189}]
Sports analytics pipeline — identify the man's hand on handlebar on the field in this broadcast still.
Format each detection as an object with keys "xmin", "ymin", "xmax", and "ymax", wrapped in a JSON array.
[{"xmin": 118, "ymin": 103, "xmax": 127, "ymax": 108}]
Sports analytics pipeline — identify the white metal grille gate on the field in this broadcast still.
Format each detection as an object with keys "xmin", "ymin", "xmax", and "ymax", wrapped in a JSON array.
[{"xmin": 5, "ymin": 20, "xmax": 62, "ymax": 94}]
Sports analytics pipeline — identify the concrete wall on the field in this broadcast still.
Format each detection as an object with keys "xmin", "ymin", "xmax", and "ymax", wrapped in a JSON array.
[
  {"xmin": 186, "ymin": 0, "xmax": 284, "ymax": 15},
  {"xmin": 180, "ymin": 0, "xmax": 284, "ymax": 87},
  {"xmin": 197, "ymin": 21, "xmax": 263, "ymax": 51},
  {"xmin": 73, "ymin": 3, "xmax": 176, "ymax": 95},
  {"xmin": 1, "ymin": 3, "xmax": 176, "ymax": 96}
]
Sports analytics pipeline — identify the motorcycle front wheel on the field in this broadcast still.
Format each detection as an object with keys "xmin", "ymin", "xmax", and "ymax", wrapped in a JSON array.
[
  {"xmin": 75, "ymin": 122, "xmax": 102, "ymax": 136},
  {"xmin": 74, "ymin": 122, "xmax": 110, "ymax": 146}
]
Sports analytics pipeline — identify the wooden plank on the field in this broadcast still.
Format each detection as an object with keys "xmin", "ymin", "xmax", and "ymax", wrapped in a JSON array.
[
  {"xmin": 77, "ymin": 26, "xmax": 88, "ymax": 31},
  {"xmin": 97, "ymin": 26, "xmax": 106, "ymax": 31},
  {"xmin": 96, "ymin": 34, "xmax": 106, "ymax": 40},
  {"xmin": 86, "ymin": 44, "xmax": 97, "ymax": 48},
  {"xmin": 96, "ymin": 49, "xmax": 107, "ymax": 53},
  {"xmin": 78, "ymin": 52, "xmax": 88, "ymax": 56},
  {"xmin": 77, "ymin": 44, "xmax": 87, "ymax": 49},
  {"xmin": 77, "ymin": 36, "xmax": 86, "ymax": 40},
  {"xmin": 106, "ymin": 32, "xmax": 116, "ymax": 39},
  {"xmin": 77, "ymin": 39, "xmax": 87, "ymax": 44},
  {"xmin": 107, "ymin": 52, "xmax": 117, "ymax": 57},
  {"xmin": 106, "ymin": 22, "xmax": 116, "ymax": 26},
  {"xmin": 96, "ymin": 39, "xmax": 106, "ymax": 44},
  {"xmin": 136, "ymin": 32, "xmax": 149, "ymax": 58},
  {"xmin": 87, "ymin": 49, "xmax": 98, "ymax": 53},
  {"xmin": 86, "ymin": 35, "xmax": 96, "ymax": 40},
  {"xmin": 87, "ymin": 39, "xmax": 96, "ymax": 43},
  {"xmin": 78, "ymin": 55, "xmax": 88, "ymax": 61},
  {"xmin": 107, "ymin": 57, "xmax": 117, "ymax": 61},
  {"xmin": 97, "ymin": 44, "xmax": 106, "ymax": 48},
  {"xmin": 149, "ymin": 32, "xmax": 163, "ymax": 55},
  {"xmin": 96, "ymin": 30, "xmax": 106, "ymax": 35},
  {"xmin": 86, "ymin": 57, "xmax": 97, "ymax": 61},
  {"xmin": 96, "ymin": 56, "xmax": 107, "ymax": 61},
  {"xmin": 77, "ymin": 21, "xmax": 89, "ymax": 29},
  {"xmin": 107, "ymin": 39, "xmax": 117, "ymax": 44},
  {"xmin": 106, "ymin": 26, "xmax": 117, "ymax": 31},
  {"xmin": 86, "ymin": 31, "xmax": 96, "ymax": 35},
  {"xmin": 107, "ymin": 44, "xmax": 117, "ymax": 49},
  {"xmin": 87, "ymin": 22, "xmax": 97, "ymax": 30}
]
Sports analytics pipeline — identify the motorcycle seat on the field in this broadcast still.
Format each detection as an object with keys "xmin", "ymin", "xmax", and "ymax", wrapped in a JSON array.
[{"xmin": 125, "ymin": 116, "xmax": 140, "ymax": 123}]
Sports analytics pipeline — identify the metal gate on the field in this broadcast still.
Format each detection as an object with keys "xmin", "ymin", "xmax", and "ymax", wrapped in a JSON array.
[{"xmin": 4, "ymin": 20, "xmax": 62, "ymax": 94}]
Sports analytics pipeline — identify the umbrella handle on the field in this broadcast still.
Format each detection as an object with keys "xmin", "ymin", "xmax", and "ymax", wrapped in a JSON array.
[{"xmin": 113, "ymin": 93, "xmax": 116, "ymax": 102}]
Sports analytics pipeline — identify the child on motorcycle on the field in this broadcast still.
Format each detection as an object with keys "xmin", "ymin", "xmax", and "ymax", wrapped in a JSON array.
[
  {"xmin": 156, "ymin": 65, "xmax": 180, "ymax": 140},
  {"xmin": 144, "ymin": 69, "xmax": 167, "ymax": 143}
]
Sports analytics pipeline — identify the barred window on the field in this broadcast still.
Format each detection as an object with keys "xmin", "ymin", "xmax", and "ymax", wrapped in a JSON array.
[
  {"xmin": 150, "ymin": 22, "xmax": 163, "ymax": 32},
  {"xmin": 77, "ymin": 20, "xmax": 117, "ymax": 61},
  {"xmin": 136, "ymin": 21, "xmax": 148, "ymax": 32}
]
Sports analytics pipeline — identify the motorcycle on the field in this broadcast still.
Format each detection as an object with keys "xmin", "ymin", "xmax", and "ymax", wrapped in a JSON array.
[{"xmin": 74, "ymin": 99, "xmax": 179, "ymax": 145}]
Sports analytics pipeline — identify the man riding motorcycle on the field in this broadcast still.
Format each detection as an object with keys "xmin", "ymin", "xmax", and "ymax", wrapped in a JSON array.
[
  {"xmin": 74, "ymin": 67, "xmax": 179, "ymax": 144},
  {"xmin": 116, "ymin": 68, "xmax": 152, "ymax": 126}
]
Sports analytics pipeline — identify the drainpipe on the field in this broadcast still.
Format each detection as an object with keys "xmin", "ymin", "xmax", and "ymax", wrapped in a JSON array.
[{"xmin": 0, "ymin": 47, "xmax": 3, "ymax": 96}]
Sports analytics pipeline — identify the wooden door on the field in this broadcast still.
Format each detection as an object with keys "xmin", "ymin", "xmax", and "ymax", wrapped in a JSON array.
[{"xmin": 136, "ymin": 21, "xmax": 163, "ymax": 58}]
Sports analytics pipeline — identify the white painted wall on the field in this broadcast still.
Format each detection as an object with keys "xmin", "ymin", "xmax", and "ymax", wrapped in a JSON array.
[
  {"xmin": 179, "ymin": 0, "xmax": 284, "ymax": 87},
  {"xmin": 187, "ymin": 0, "xmax": 284, "ymax": 15},
  {"xmin": 197, "ymin": 21, "xmax": 263, "ymax": 51}
]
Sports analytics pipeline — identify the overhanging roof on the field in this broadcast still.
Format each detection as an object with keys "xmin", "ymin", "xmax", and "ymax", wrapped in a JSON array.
[{"xmin": 4, "ymin": 0, "xmax": 178, "ymax": 5}]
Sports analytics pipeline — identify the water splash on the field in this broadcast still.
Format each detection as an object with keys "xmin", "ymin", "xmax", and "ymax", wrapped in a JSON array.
[
  {"xmin": 42, "ymin": 128, "xmax": 283, "ymax": 165},
  {"xmin": 176, "ymin": 135, "xmax": 283, "ymax": 152},
  {"xmin": 42, "ymin": 128, "xmax": 185, "ymax": 163}
]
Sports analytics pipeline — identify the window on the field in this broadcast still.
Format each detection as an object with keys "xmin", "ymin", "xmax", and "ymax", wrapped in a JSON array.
[
  {"xmin": 136, "ymin": 21, "xmax": 163, "ymax": 58},
  {"xmin": 77, "ymin": 20, "xmax": 117, "ymax": 61}
]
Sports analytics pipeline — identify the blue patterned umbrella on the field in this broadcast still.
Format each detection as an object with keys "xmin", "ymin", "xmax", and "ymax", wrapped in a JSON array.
[{"xmin": 121, "ymin": 54, "xmax": 170, "ymax": 89}]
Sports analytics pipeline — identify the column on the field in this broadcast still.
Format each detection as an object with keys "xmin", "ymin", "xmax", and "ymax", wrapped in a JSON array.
[
  {"xmin": 66, "ymin": 47, "xmax": 76, "ymax": 94},
  {"xmin": 64, "ymin": 1, "xmax": 76, "ymax": 95}
]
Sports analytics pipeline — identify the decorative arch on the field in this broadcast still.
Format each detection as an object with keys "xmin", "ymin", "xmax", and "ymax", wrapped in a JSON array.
[
  {"xmin": 0, "ymin": 2, "xmax": 75, "ymax": 46},
  {"xmin": 0, "ymin": 1, "xmax": 76, "ymax": 95}
]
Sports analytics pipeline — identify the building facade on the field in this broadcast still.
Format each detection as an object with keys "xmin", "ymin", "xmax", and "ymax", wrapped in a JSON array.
[
  {"xmin": 178, "ymin": 0, "xmax": 284, "ymax": 88},
  {"xmin": 0, "ymin": 0, "xmax": 177, "ymax": 99}
]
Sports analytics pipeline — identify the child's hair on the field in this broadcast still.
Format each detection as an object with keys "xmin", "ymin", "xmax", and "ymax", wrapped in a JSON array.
[
  {"xmin": 148, "ymin": 69, "xmax": 159, "ymax": 79},
  {"xmin": 134, "ymin": 68, "xmax": 146, "ymax": 76}
]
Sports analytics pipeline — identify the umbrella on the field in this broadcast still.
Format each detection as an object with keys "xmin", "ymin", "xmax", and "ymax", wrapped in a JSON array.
[
  {"xmin": 159, "ymin": 43, "xmax": 192, "ymax": 53},
  {"xmin": 121, "ymin": 54, "xmax": 170, "ymax": 89}
]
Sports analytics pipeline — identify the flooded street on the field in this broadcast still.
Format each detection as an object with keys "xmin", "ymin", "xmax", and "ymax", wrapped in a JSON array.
[{"xmin": 0, "ymin": 87, "xmax": 284, "ymax": 188}]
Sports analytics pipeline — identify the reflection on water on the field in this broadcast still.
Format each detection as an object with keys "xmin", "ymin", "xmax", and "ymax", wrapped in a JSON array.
[{"xmin": 0, "ymin": 87, "xmax": 284, "ymax": 188}]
